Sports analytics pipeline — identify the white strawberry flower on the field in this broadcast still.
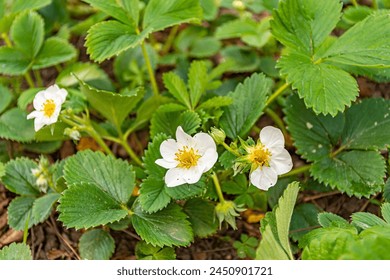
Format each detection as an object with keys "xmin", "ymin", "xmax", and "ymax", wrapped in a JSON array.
[
  {"xmin": 27, "ymin": 84, "xmax": 68, "ymax": 131},
  {"xmin": 155, "ymin": 126, "xmax": 218, "ymax": 187},
  {"xmin": 245, "ymin": 126, "xmax": 293, "ymax": 190}
]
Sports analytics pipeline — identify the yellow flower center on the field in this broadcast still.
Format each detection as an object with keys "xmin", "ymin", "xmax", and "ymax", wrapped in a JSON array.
[
  {"xmin": 42, "ymin": 99, "xmax": 56, "ymax": 117},
  {"xmin": 247, "ymin": 143, "xmax": 271, "ymax": 169},
  {"xmin": 175, "ymin": 146, "xmax": 201, "ymax": 169}
]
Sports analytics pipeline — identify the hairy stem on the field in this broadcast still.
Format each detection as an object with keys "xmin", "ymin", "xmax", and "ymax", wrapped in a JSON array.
[
  {"xmin": 161, "ymin": 25, "xmax": 179, "ymax": 55},
  {"xmin": 265, "ymin": 82, "xmax": 290, "ymax": 108},
  {"xmin": 221, "ymin": 142, "xmax": 241, "ymax": 157},
  {"xmin": 120, "ymin": 136, "xmax": 143, "ymax": 166},
  {"xmin": 141, "ymin": 42, "xmax": 159, "ymax": 96},
  {"xmin": 265, "ymin": 108, "xmax": 288, "ymax": 136},
  {"xmin": 212, "ymin": 172, "xmax": 225, "ymax": 203}
]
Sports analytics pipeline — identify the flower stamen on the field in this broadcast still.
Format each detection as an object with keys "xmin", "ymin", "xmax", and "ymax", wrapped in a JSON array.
[
  {"xmin": 175, "ymin": 146, "xmax": 201, "ymax": 169},
  {"xmin": 42, "ymin": 99, "xmax": 56, "ymax": 117},
  {"xmin": 246, "ymin": 143, "xmax": 271, "ymax": 169}
]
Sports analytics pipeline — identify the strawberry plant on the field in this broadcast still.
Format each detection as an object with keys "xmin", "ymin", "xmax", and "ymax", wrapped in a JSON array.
[{"xmin": 0, "ymin": 0, "xmax": 389, "ymax": 260}]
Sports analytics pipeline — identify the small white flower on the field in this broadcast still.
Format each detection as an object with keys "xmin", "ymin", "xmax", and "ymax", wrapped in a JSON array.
[
  {"xmin": 246, "ymin": 126, "xmax": 293, "ymax": 190},
  {"xmin": 31, "ymin": 168, "xmax": 41, "ymax": 177},
  {"xmin": 27, "ymin": 84, "xmax": 68, "ymax": 131},
  {"xmin": 155, "ymin": 126, "xmax": 218, "ymax": 187}
]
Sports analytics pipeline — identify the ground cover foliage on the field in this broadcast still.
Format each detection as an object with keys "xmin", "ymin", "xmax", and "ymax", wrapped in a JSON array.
[{"xmin": 0, "ymin": 0, "xmax": 390, "ymax": 260}]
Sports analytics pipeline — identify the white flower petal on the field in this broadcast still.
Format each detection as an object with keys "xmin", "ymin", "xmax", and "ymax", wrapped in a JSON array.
[
  {"xmin": 250, "ymin": 166, "xmax": 278, "ymax": 190},
  {"xmin": 260, "ymin": 126, "xmax": 285, "ymax": 151},
  {"xmin": 175, "ymin": 126, "xmax": 193, "ymax": 147},
  {"xmin": 27, "ymin": 110, "xmax": 41, "ymax": 120},
  {"xmin": 181, "ymin": 166, "xmax": 203, "ymax": 184},
  {"xmin": 164, "ymin": 168, "xmax": 187, "ymax": 187},
  {"xmin": 193, "ymin": 132, "xmax": 216, "ymax": 154},
  {"xmin": 155, "ymin": 158, "xmax": 177, "ymax": 169},
  {"xmin": 58, "ymin": 88, "xmax": 68, "ymax": 103},
  {"xmin": 270, "ymin": 149, "xmax": 293, "ymax": 175},
  {"xmin": 159, "ymin": 139, "xmax": 179, "ymax": 161},
  {"xmin": 33, "ymin": 117, "xmax": 46, "ymax": 132},
  {"xmin": 197, "ymin": 148, "xmax": 218, "ymax": 172},
  {"xmin": 33, "ymin": 91, "xmax": 46, "ymax": 110}
]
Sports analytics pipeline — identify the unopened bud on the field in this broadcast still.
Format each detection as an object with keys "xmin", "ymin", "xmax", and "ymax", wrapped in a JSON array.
[
  {"xmin": 209, "ymin": 127, "xmax": 226, "ymax": 144},
  {"xmin": 232, "ymin": 0, "xmax": 245, "ymax": 11},
  {"xmin": 64, "ymin": 127, "xmax": 81, "ymax": 141}
]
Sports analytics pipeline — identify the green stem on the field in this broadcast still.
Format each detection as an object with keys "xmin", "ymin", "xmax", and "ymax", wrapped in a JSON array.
[
  {"xmin": 60, "ymin": 114, "xmax": 114, "ymax": 156},
  {"xmin": 212, "ymin": 172, "xmax": 225, "ymax": 203},
  {"xmin": 1, "ymin": 32, "xmax": 12, "ymax": 47},
  {"xmin": 161, "ymin": 25, "xmax": 179, "ymax": 55},
  {"xmin": 87, "ymin": 127, "xmax": 114, "ymax": 156},
  {"xmin": 371, "ymin": 0, "xmax": 378, "ymax": 9},
  {"xmin": 120, "ymin": 136, "xmax": 143, "ymax": 166},
  {"xmin": 279, "ymin": 164, "xmax": 311, "ymax": 178},
  {"xmin": 265, "ymin": 82, "xmax": 290, "ymax": 108},
  {"xmin": 141, "ymin": 42, "xmax": 159, "ymax": 96},
  {"xmin": 351, "ymin": 0, "xmax": 358, "ymax": 6},
  {"xmin": 221, "ymin": 142, "xmax": 241, "ymax": 157},
  {"xmin": 24, "ymin": 72, "xmax": 35, "ymax": 88},
  {"xmin": 121, "ymin": 204, "xmax": 134, "ymax": 216},
  {"xmin": 330, "ymin": 145, "xmax": 346, "ymax": 158},
  {"xmin": 34, "ymin": 70, "xmax": 43, "ymax": 87},
  {"xmin": 265, "ymin": 108, "xmax": 288, "ymax": 136}
]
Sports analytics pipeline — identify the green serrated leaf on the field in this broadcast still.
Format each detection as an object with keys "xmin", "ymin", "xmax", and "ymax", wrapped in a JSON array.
[
  {"xmin": 143, "ymin": 0, "xmax": 202, "ymax": 32},
  {"xmin": 163, "ymin": 72, "xmax": 191, "ymax": 109},
  {"xmin": 351, "ymin": 212, "xmax": 387, "ymax": 230},
  {"xmin": 188, "ymin": 60, "xmax": 208, "ymax": 109},
  {"xmin": 271, "ymin": 0, "xmax": 342, "ymax": 54},
  {"xmin": 57, "ymin": 62, "xmax": 114, "ymax": 91},
  {"xmin": 196, "ymin": 96, "xmax": 233, "ymax": 110},
  {"xmin": 150, "ymin": 104, "xmax": 200, "ymax": 138},
  {"xmin": 32, "ymin": 193, "xmax": 60, "ymax": 224},
  {"xmin": 220, "ymin": 73, "xmax": 272, "ymax": 139},
  {"xmin": 311, "ymin": 150, "xmax": 385, "ymax": 198},
  {"xmin": 139, "ymin": 177, "xmax": 171, "ymax": 213},
  {"xmin": 323, "ymin": 13, "xmax": 390, "ymax": 69},
  {"xmin": 11, "ymin": 0, "xmax": 51, "ymax": 13},
  {"xmin": 0, "ymin": 243, "xmax": 32, "ymax": 260},
  {"xmin": 183, "ymin": 198, "xmax": 218, "ymax": 238},
  {"xmin": 17, "ymin": 88, "xmax": 42, "ymax": 110},
  {"xmin": 79, "ymin": 229, "xmax": 115, "ymax": 260},
  {"xmin": 132, "ymin": 200, "xmax": 193, "ymax": 247},
  {"xmin": 301, "ymin": 227, "xmax": 357, "ymax": 260},
  {"xmin": 341, "ymin": 98, "xmax": 390, "ymax": 150},
  {"xmin": 279, "ymin": 52, "xmax": 358, "ymax": 116},
  {"xmin": 82, "ymin": 0, "xmax": 135, "ymax": 26},
  {"xmin": 381, "ymin": 203, "xmax": 390, "ymax": 223},
  {"xmin": 7, "ymin": 196, "xmax": 37, "ymax": 230},
  {"xmin": 64, "ymin": 150, "xmax": 135, "ymax": 204},
  {"xmin": 86, "ymin": 20, "xmax": 151, "ymax": 63},
  {"xmin": 33, "ymin": 37, "xmax": 77, "ymax": 69},
  {"xmin": 58, "ymin": 182, "xmax": 129, "ymax": 229},
  {"xmin": 143, "ymin": 133, "xmax": 168, "ymax": 178},
  {"xmin": 0, "ymin": 108, "xmax": 35, "ymax": 142},
  {"xmin": 10, "ymin": 11, "xmax": 44, "ymax": 58},
  {"xmin": 135, "ymin": 241, "xmax": 176, "ymax": 260},
  {"xmin": 290, "ymin": 203, "xmax": 320, "ymax": 242},
  {"xmin": 0, "ymin": 47, "xmax": 31, "ymax": 75},
  {"xmin": 0, "ymin": 84, "xmax": 12, "ymax": 114},
  {"xmin": 2, "ymin": 157, "xmax": 39, "ymax": 196},
  {"xmin": 78, "ymin": 78, "xmax": 143, "ymax": 129},
  {"xmin": 285, "ymin": 96, "xmax": 389, "ymax": 197},
  {"xmin": 256, "ymin": 182, "xmax": 299, "ymax": 260},
  {"xmin": 318, "ymin": 212, "xmax": 351, "ymax": 229}
]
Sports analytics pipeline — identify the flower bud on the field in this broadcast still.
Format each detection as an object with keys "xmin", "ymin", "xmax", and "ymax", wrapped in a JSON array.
[
  {"xmin": 215, "ymin": 200, "xmax": 245, "ymax": 229},
  {"xmin": 232, "ymin": 0, "xmax": 245, "ymax": 11},
  {"xmin": 209, "ymin": 127, "xmax": 226, "ymax": 144},
  {"xmin": 64, "ymin": 127, "xmax": 81, "ymax": 141}
]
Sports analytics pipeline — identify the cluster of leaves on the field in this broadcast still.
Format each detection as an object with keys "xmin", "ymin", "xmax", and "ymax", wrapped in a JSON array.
[{"xmin": 0, "ymin": 0, "xmax": 390, "ymax": 261}]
